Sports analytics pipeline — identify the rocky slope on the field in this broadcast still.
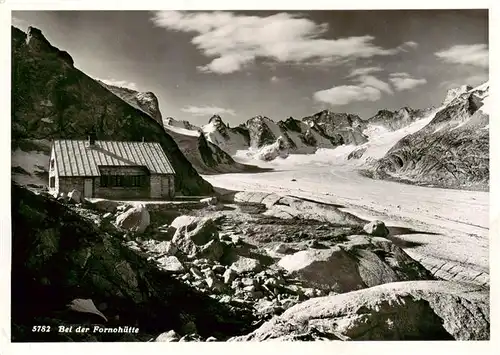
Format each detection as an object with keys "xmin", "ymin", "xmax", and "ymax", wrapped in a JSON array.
[
  {"xmin": 11, "ymin": 183, "xmax": 255, "ymax": 341},
  {"xmin": 372, "ymin": 82, "xmax": 489, "ymax": 190},
  {"xmin": 11, "ymin": 26, "xmax": 212, "ymax": 195}
]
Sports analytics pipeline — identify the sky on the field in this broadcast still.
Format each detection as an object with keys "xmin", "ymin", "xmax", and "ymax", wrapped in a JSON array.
[{"xmin": 12, "ymin": 10, "xmax": 489, "ymax": 127}]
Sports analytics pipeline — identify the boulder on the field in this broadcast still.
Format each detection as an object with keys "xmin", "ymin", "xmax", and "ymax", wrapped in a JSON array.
[
  {"xmin": 232, "ymin": 281, "xmax": 490, "ymax": 341},
  {"xmin": 170, "ymin": 217, "xmax": 227, "ymax": 262},
  {"xmin": 155, "ymin": 330, "xmax": 180, "ymax": 342},
  {"xmin": 115, "ymin": 204, "xmax": 150, "ymax": 233},
  {"xmin": 171, "ymin": 216, "xmax": 218, "ymax": 245},
  {"xmin": 278, "ymin": 236, "xmax": 432, "ymax": 292},
  {"xmin": 230, "ymin": 256, "xmax": 261, "ymax": 274},
  {"xmin": 67, "ymin": 298, "xmax": 108, "ymax": 322},
  {"xmin": 170, "ymin": 215, "xmax": 199, "ymax": 230},
  {"xmin": 363, "ymin": 220, "xmax": 390, "ymax": 237},
  {"xmin": 156, "ymin": 256, "xmax": 184, "ymax": 273},
  {"xmin": 223, "ymin": 268, "xmax": 237, "ymax": 284},
  {"xmin": 67, "ymin": 189, "xmax": 83, "ymax": 204}
]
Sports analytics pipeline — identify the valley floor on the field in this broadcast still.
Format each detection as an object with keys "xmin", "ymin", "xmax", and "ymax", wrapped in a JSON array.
[{"xmin": 202, "ymin": 157, "xmax": 489, "ymax": 286}]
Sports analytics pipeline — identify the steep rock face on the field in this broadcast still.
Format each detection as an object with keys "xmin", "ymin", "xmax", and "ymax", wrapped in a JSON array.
[
  {"xmin": 373, "ymin": 82, "xmax": 489, "ymax": 190},
  {"xmin": 232, "ymin": 281, "xmax": 489, "ymax": 341},
  {"xmin": 11, "ymin": 183, "xmax": 255, "ymax": 341},
  {"xmin": 365, "ymin": 107, "xmax": 433, "ymax": 132},
  {"xmin": 245, "ymin": 116, "xmax": 280, "ymax": 148},
  {"xmin": 302, "ymin": 110, "xmax": 368, "ymax": 145},
  {"xmin": 11, "ymin": 26, "xmax": 212, "ymax": 195},
  {"xmin": 97, "ymin": 82, "xmax": 163, "ymax": 126}
]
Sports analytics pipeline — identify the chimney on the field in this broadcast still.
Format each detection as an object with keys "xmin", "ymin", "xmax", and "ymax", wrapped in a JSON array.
[
  {"xmin": 85, "ymin": 133, "xmax": 96, "ymax": 149},
  {"xmin": 142, "ymin": 137, "xmax": 145, "ymax": 143}
]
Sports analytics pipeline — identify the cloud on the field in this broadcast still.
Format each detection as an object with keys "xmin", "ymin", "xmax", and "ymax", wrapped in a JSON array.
[
  {"xmin": 181, "ymin": 105, "xmax": 236, "ymax": 116},
  {"xmin": 152, "ymin": 11, "xmax": 414, "ymax": 74},
  {"xmin": 314, "ymin": 65, "xmax": 394, "ymax": 106},
  {"xmin": 399, "ymin": 41, "xmax": 419, "ymax": 50},
  {"xmin": 435, "ymin": 44, "xmax": 488, "ymax": 68},
  {"xmin": 347, "ymin": 66, "xmax": 383, "ymax": 77},
  {"xmin": 313, "ymin": 85, "xmax": 382, "ymax": 106},
  {"xmin": 388, "ymin": 72, "xmax": 427, "ymax": 91},
  {"xmin": 97, "ymin": 78, "xmax": 139, "ymax": 91},
  {"xmin": 354, "ymin": 75, "xmax": 393, "ymax": 95}
]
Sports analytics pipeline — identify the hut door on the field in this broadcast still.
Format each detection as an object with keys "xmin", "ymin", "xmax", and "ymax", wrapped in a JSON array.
[{"xmin": 83, "ymin": 178, "xmax": 93, "ymax": 198}]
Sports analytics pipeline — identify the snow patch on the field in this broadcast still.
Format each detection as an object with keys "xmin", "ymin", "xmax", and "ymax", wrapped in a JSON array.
[{"xmin": 479, "ymin": 94, "xmax": 491, "ymax": 116}]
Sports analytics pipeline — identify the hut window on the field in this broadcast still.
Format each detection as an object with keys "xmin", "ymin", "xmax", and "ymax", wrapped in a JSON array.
[
  {"xmin": 131, "ymin": 175, "xmax": 143, "ymax": 187},
  {"xmin": 50, "ymin": 159, "xmax": 55, "ymax": 170},
  {"xmin": 100, "ymin": 174, "xmax": 145, "ymax": 187},
  {"xmin": 49, "ymin": 177, "xmax": 55, "ymax": 188},
  {"xmin": 100, "ymin": 175, "xmax": 109, "ymax": 187}
]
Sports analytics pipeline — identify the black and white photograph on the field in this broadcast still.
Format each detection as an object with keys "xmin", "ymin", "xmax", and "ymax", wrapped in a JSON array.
[{"xmin": 2, "ymin": 1, "xmax": 496, "ymax": 350}]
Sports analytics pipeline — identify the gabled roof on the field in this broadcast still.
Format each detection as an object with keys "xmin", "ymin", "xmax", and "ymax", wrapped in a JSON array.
[{"xmin": 52, "ymin": 140, "xmax": 175, "ymax": 177}]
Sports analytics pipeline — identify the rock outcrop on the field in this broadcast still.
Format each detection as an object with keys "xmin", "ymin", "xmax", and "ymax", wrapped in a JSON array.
[
  {"xmin": 373, "ymin": 82, "xmax": 489, "ymax": 190},
  {"xmin": 11, "ymin": 26, "xmax": 212, "ymax": 196},
  {"xmin": 233, "ymin": 281, "xmax": 489, "ymax": 341},
  {"xmin": 277, "ymin": 235, "xmax": 432, "ymax": 292},
  {"xmin": 97, "ymin": 81, "xmax": 163, "ymax": 127}
]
